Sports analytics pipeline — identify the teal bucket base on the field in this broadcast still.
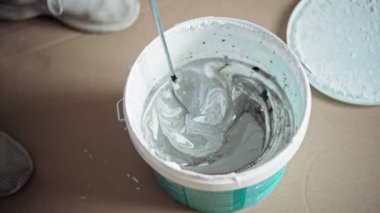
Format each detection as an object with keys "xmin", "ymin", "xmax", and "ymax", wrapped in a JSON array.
[{"xmin": 154, "ymin": 167, "xmax": 286, "ymax": 213}]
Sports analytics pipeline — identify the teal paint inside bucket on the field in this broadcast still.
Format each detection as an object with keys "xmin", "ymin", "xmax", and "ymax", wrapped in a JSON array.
[{"xmin": 155, "ymin": 167, "xmax": 286, "ymax": 213}]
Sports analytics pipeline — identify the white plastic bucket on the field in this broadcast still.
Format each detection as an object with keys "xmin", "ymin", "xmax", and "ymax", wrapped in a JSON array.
[{"xmin": 119, "ymin": 17, "xmax": 311, "ymax": 212}]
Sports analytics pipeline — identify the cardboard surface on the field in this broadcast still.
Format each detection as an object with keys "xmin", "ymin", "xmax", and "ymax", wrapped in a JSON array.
[{"xmin": 0, "ymin": 0, "xmax": 379, "ymax": 212}]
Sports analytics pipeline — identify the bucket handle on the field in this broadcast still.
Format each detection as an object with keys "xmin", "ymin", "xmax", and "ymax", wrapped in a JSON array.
[{"xmin": 116, "ymin": 98, "xmax": 125, "ymax": 122}]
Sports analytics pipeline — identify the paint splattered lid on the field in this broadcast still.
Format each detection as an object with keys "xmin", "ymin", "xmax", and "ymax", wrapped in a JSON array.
[{"xmin": 287, "ymin": 0, "xmax": 380, "ymax": 105}]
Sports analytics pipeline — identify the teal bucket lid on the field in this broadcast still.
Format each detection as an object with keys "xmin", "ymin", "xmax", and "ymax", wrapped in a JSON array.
[{"xmin": 287, "ymin": 0, "xmax": 380, "ymax": 105}]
